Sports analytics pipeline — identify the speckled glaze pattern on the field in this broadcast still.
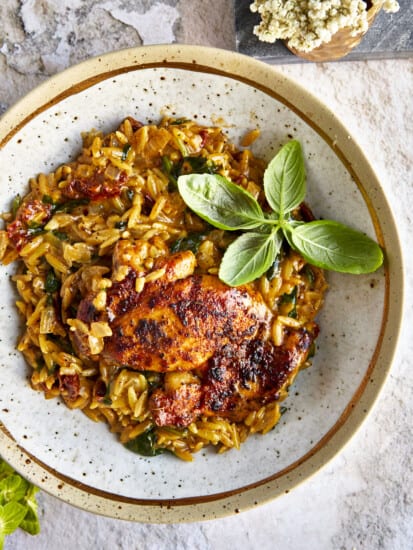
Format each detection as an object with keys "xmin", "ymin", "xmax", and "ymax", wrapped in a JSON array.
[{"xmin": 0, "ymin": 45, "xmax": 403, "ymax": 522}]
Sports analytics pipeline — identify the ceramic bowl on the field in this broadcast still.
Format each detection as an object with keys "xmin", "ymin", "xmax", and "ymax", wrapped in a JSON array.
[{"xmin": 0, "ymin": 45, "xmax": 403, "ymax": 522}]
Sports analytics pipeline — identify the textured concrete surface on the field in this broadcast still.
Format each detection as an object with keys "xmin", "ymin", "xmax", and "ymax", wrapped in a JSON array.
[{"xmin": 1, "ymin": 1, "xmax": 412, "ymax": 549}]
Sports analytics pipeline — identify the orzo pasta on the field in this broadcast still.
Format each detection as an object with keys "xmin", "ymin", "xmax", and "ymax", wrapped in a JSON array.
[{"xmin": 0, "ymin": 117, "xmax": 327, "ymax": 460}]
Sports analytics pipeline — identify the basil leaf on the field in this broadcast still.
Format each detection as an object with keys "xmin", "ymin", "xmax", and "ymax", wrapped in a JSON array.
[
  {"xmin": 264, "ymin": 140, "xmax": 306, "ymax": 217},
  {"xmin": 219, "ymin": 231, "xmax": 282, "ymax": 286},
  {"xmin": 289, "ymin": 220, "xmax": 383, "ymax": 274},
  {"xmin": 177, "ymin": 173, "xmax": 265, "ymax": 230}
]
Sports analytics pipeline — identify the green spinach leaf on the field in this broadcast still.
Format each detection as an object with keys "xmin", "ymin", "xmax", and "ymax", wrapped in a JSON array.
[
  {"xmin": 124, "ymin": 428, "xmax": 164, "ymax": 457},
  {"xmin": 170, "ymin": 232, "xmax": 206, "ymax": 254}
]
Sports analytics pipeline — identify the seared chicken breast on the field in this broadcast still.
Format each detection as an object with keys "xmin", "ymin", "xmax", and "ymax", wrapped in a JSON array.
[
  {"xmin": 75, "ymin": 250, "xmax": 272, "ymax": 372},
  {"xmin": 149, "ymin": 327, "xmax": 316, "ymax": 426},
  {"xmin": 72, "ymin": 246, "xmax": 318, "ymax": 427}
]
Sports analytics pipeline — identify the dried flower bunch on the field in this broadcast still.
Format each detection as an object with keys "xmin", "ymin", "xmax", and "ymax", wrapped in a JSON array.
[{"xmin": 251, "ymin": 0, "xmax": 400, "ymax": 52}]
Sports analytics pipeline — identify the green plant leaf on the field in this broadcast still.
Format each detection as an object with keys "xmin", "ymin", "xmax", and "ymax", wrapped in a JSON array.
[
  {"xmin": 124, "ymin": 428, "xmax": 165, "ymax": 457},
  {"xmin": 263, "ymin": 140, "xmax": 306, "ymax": 217},
  {"xmin": 0, "ymin": 463, "xmax": 14, "ymax": 482},
  {"xmin": 0, "ymin": 459, "xmax": 40, "ymax": 543},
  {"xmin": 170, "ymin": 232, "xmax": 207, "ymax": 254},
  {"xmin": 0, "ymin": 501, "xmax": 27, "ymax": 535},
  {"xmin": 19, "ymin": 486, "xmax": 40, "ymax": 535},
  {"xmin": 177, "ymin": 173, "xmax": 265, "ymax": 230},
  {"xmin": 174, "ymin": 139, "xmax": 384, "ymax": 286},
  {"xmin": 288, "ymin": 220, "xmax": 383, "ymax": 273},
  {"xmin": 0, "ymin": 475, "xmax": 28, "ymax": 505},
  {"xmin": 219, "ymin": 231, "xmax": 282, "ymax": 286}
]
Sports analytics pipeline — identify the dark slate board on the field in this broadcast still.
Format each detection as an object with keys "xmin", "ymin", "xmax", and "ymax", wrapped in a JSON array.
[{"xmin": 235, "ymin": 0, "xmax": 413, "ymax": 63}]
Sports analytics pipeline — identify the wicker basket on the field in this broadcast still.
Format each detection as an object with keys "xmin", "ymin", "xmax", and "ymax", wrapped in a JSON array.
[{"xmin": 286, "ymin": 3, "xmax": 381, "ymax": 62}]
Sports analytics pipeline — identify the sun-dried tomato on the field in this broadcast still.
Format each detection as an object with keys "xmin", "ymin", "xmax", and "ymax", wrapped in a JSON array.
[
  {"xmin": 7, "ymin": 199, "xmax": 52, "ymax": 251},
  {"xmin": 58, "ymin": 373, "xmax": 80, "ymax": 401},
  {"xmin": 62, "ymin": 170, "xmax": 128, "ymax": 200},
  {"xmin": 199, "ymin": 129, "xmax": 209, "ymax": 148}
]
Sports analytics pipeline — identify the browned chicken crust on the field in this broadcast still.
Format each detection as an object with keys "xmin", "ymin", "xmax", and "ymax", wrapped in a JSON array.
[
  {"xmin": 149, "ymin": 327, "xmax": 316, "ymax": 426},
  {"xmin": 72, "ymin": 248, "xmax": 318, "ymax": 427}
]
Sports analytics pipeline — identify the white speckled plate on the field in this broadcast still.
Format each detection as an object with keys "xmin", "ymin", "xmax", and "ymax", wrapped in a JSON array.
[{"xmin": 0, "ymin": 45, "xmax": 403, "ymax": 522}]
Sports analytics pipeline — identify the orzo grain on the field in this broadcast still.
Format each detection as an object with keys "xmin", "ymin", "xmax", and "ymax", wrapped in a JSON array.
[{"xmin": 0, "ymin": 116, "xmax": 327, "ymax": 460}]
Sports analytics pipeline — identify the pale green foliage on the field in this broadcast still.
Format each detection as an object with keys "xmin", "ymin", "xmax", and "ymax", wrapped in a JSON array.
[{"xmin": 0, "ymin": 459, "xmax": 40, "ymax": 548}]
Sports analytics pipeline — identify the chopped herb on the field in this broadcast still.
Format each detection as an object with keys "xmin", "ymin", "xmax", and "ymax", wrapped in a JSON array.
[
  {"xmin": 35, "ymin": 358, "xmax": 45, "ymax": 371},
  {"xmin": 48, "ymin": 334, "xmax": 74, "ymax": 354},
  {"xmin": 44, "ymin": 270, "xmax": 60, "ymax": 294},
  {"xmin": 303, "ymin": 264, "xmax": 315, "ymax": 288},
  {"xmin": 170, "ymin": 118, "xmax": 190, "ymax": 125},
  {"xmin": 48, "ymin": 362, "xmax": 59, "ymax": 374},
  {"xmin": 115, "ymin": 220, "xmax": 128, "ymax": 230},
  {"xmin": 280, "ymin": 286, "xmax": 297, "ymax": 318},
  {"xmin": 144, "ymin": 371, "xmax": 162, "ymax": 389},
  {"xmin": 54, "ymin": 198, "xmax": 89, "ymax": 213},
  {"xmin": 162, "ymin": 155, "xmax": 217, "ymax": 191},
  {"xmin": 27, "ymin": 222, "xmax": 45, "ymax": 237},
  {"xmin": 307, "ymin": 341, "xmax": 316, "ymax": 359},
  {"xmin": 161, "ymin": 156, "xmax": 178, "ymax": 189},
  {"xmin": 101, "ymin": 381, "xmax": 112, "ymax": 406},
  {"xmin": 181, "ymin": 156, "xmax": 217, "ymax": 175},
  {"xmin": 161, "ymin": 155, "xmax": 174, "ymax": 174},
  {"xmin": 41, "ymin": 195, "xmax": 54, "ymax": 205},
  {"xmin": 11, "ymin": 195, "xmax": 22, "ymax": 218},
  {"xmin": 280, "ymin": 406, "xmax": 288, "ymax": 415},
  {"xmin": 124, "ymin": 428, "xmax": 165, "ymax": 457},
  {"xmin": 170, "ymin": 232, "xmax": 206, "ymax": 254},
  {"xmin": 52, "ymin": 230, "xmax": 68, "ymax": 241},
  {"xmin": 121, "ymin": 143, "xmax": 131, "ymax": 161}
]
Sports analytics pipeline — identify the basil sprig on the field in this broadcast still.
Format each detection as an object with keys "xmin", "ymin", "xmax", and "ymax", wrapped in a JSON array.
[{"xmin": 177, "ymin": 140, "xmax": 383, "ymax": 286}]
